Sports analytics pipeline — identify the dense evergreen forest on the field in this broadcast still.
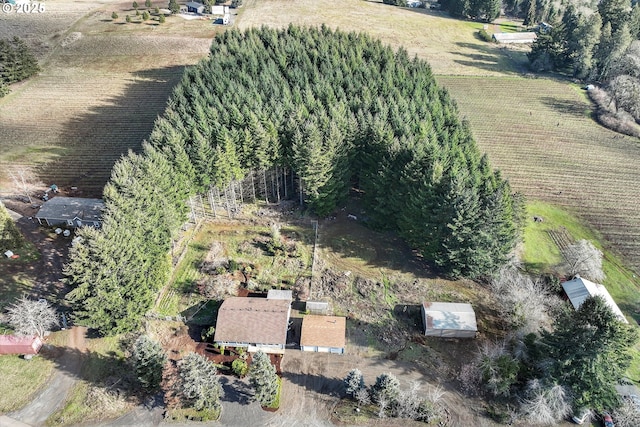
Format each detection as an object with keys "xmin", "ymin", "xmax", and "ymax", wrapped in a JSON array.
[
  {"xmin": 0, "ymin": 37, "xmax": 40, "ymax": 97},
  {"xmin": 64, "ymin": 26, "xmax": 523, "ymax": 335}
]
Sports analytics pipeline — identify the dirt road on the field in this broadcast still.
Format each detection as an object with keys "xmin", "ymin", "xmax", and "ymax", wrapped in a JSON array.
[
  {"xmin": 8, "ymin": 327, "xmax": 87, "ymax": 427},
  {"xmin": 264, "ymin": 350, "xmax": 495, "ymax": 427}
]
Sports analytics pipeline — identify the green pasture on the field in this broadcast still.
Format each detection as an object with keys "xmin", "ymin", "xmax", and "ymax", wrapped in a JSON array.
[{"xmin": 523, "ymin": 201, "xmax": 640, "ymax": 382}]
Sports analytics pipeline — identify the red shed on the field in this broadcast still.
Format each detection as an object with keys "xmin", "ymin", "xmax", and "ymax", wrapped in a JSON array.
[{"xmin": 0, "ymin": 335, "xmax": 43, "ymax": 356}]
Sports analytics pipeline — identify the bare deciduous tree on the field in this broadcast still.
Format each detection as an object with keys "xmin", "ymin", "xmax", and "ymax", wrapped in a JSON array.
[
  {"xmin": 491, "ymin": 267, "xmax": 562, "ymax": 334},
  {"xmin": 354, "ymin": 387, "xmax": 371, "ymax": 407},
  {"xmin": 563, "ymin": 239, "xmax": 605, "ymax": 282},
  {"xmin": 7, "ymin": 166, "xmax": 41, "ymax": 204},
  {"xmin": 613, "ymin": 398, "xmax": 640, "ymax": 427},
  {"xmin": 7, "ymin": 296, "xmax": 58, "ymax": 337},
  {"xmin": 519, "ymin": 379, "xmax": 572, "ymax": 425}
]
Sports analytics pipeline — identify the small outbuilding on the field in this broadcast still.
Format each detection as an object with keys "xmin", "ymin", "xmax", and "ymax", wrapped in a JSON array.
[
  {"xmin": 300, "ymin": 315, "xmax": 346, "ymax": 354},
  {"xmin": 421, "ymin": 302, "xmax": 478, "ymax": 338},
  {"xmin": 267, "ymin": 289, "xmax": 293, "ymax": 302},
  {"xmin": 562, "ymin": 276, "xmax": 628, "ymax": 323},
  {"xmin": 305, "ymin": 301, "xmax": 329, "ymax": 315},
  {"xmin": 210, "ymin": 5, "xmax": 229, "ymax": 14},
  {"xmin": 0, "ymin": 335, "xmax": 43, "ymax": 357},
  {"xmin": 35, "ymin": 197, "xmax": 104, "ymax": 228},
  {"xmin": 185, "ymin": 1, "xmax": 205, "ymax": 13},
  {"xmin": 492, "ymin": 32, "xmax": 537, "ymax": 44}
]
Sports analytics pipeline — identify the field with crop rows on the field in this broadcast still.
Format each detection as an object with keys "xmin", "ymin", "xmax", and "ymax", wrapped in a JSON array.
[
  {"xmin": 0, "ymin": 0, "xmax": 216, "ymax": 195},
  {"xmin": 438, "ymin": 76, "xmax": 640, "ymax": 273},
  {"xmin": 2, "ymin": 0, "xmax": 639, "ymax": 275}
]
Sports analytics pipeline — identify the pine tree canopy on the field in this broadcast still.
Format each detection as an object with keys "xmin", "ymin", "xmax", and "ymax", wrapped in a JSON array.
[
  {"xmin": 146, "ymin": 25, "xmax": 522, "ymax": 278},
  {"xmin": 64, "ymin": 26, "xmax": 522, "ymax": 335}
]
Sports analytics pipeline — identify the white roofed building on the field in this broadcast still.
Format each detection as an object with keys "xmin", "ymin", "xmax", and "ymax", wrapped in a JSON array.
[
  {"xmin": 562, "ymin": 276, "xmax": 628, "ymax": 323},
  {"xmin": 421, "ymin": 302, "xmax": 478, "ymax": 338}
]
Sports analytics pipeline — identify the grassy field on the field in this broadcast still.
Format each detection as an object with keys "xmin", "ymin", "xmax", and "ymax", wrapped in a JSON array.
[
  {"xmin": 0, "ymin": 330, "xmax": 68, "ymax": 414},
  {"xmin": 238, "ymin": 0, "xmax": 529, "ymax": 76},
  {"xmin": 436, "ymin": 76, "xmax": 640, "ymax": 274}
]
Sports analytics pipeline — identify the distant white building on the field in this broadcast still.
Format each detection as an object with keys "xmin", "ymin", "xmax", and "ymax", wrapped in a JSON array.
[
  {"xmin": 562, "ymin": 276, "xmax": 628, "ymax": 323},
  {"xmin": 211, "ymin": 5, "xmax": 229, "ymax": 14},
  {"xmin": 421, "ymin": 302, "xmax": 478, "ymax": 338},
  {"xmin": 492, "ymin": 32, "xmax": 537, "ymax": 44}
]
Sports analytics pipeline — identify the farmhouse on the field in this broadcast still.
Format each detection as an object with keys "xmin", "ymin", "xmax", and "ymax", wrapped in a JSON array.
[
  {"xmin": 300, "ymin": 315, "xmax": 346, "ymax": 354},
  {"xmin": 213, "ymin": 297, "xmax": 291, "ymax": 353},
  {"xmin": 0, "ymin": 335, "xmax": 43, "ymax": 357},
  {"xmin": 492, "ymin": 32, "xmax": 537, "ymax": 44},
  {"xmin": 562, "ymin": 276, "xmax": 628, "ymax": 323},
  {"xmin": 35, "ymin": 197, "xmax": 104, "ymax": 228},
  {"xmin": 421, "ymin": 302, "xmax": 478, "ymax": 338},
  {"xmin": 185, "ymin": 1, "xmax": 205, "ymax": 14}
]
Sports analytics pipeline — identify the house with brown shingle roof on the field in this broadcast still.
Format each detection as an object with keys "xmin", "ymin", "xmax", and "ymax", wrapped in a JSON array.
[
  {"xmin": 213, "ymin": 297, "xmax": 291, "ymax": 354},
  {"xmin": 300, "ymin": 315, "xmax": 346, "ymax": 354}
]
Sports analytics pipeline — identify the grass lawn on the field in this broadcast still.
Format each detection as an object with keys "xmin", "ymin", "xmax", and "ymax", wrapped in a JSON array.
[
  {"xmin": 0, "ymin": 330, "xmax": 68, "ymax": 414},
  {"xmin": 0, "ymin": 355, "xmax": 55, "ymax": 413}
]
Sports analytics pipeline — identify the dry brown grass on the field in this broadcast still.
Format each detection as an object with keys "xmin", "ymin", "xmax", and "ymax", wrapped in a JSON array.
[{"xmin": 237, "ymin": 0, "xmax": 528, "ymax": 76}]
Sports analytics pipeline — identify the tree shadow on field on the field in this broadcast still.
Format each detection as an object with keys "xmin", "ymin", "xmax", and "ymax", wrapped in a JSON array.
[
  {"xmin": 39, "ymin": 343, "xmax": 141, "ymax": 400},
  {"xmin": 452, "ymin": 41, "xmax": 528, "ymax": 74},
  {"xmin": 539, "ymin": 96, "xmax": 590, "ymax": 119},
  {"xmin": 38, "ymin": 66, "xmax": 188, "ymax": 197},
  {"xmin": 318, "ymin": 212, "xmax": 437, "ymax": 279}
]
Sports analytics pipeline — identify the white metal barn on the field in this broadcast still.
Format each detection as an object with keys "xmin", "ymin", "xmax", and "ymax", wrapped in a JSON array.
[
  {"xmin": 562, "ymin": 276, "xmax": 628, "ymax": 323},
  {"xmin": 421, "ymin": 302, "xmax": 478, "ymax": 338},
  {"xmin": 300, "ymin": 315, "xmax": 346, "ymax": 354}
]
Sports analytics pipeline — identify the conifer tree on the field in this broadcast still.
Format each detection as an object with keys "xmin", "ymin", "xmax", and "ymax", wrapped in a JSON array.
[
  {"xmin": 177, "ymin": 353, "xmax": 223, "ymax": 411},
  {"xmin": 248, "ymin": 351, "xmax": 279, "ymax": 407},
  {"xmin": 132, "ymin": 335, "xmax": 167, "ymax": 392}
]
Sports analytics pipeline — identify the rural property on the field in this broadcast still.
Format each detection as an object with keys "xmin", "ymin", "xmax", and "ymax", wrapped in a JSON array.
[{"xmin": 1, "ymin": 0, "xmax": 640, "ymax": 426}]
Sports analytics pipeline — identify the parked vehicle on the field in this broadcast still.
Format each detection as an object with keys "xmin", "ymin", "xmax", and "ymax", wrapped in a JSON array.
[
  {"xmin": 571, "ymin": 408, "xmax": 591, "ymax": 424},
  {"xmin": 602, "ymin": 412, "xmax": 614, "ymax": 427}
]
